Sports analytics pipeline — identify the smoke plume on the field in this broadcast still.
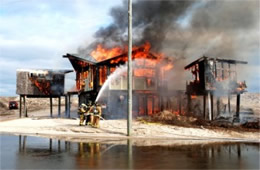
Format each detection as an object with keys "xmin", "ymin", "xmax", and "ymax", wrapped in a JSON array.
[
  {"xmin": 78, "ymin": 0, "xmax": 259, "ymax": 90},
  {"xmin": 79, "ymin": 0, "xmax": 194, "ymax": 54},
  {"xmin": 80, "ymin": 0, "xmax": 259, "ymax": 60}
]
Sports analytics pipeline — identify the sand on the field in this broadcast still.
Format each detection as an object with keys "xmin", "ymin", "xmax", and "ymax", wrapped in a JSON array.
[
  {"xmin": 0, "ymin": 113, "xmax": 259, "ymax": 143},
  {"xmin": 0, "ymin": 94, "xmax": 259, "ymax": 144}
]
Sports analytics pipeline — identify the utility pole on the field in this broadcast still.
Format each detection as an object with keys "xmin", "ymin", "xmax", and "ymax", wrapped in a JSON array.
[{"xmin": 127, "ymin": 0, "xmax": 132, "ymax": 136}]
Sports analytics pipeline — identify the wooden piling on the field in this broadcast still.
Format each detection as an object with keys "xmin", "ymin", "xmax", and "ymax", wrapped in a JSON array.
[
  {"xmin": 210, "ymin": 93, "xmax": 214, "ymax": 120},
  {"xmin": 236, "ymin": 94, "xmax": 240, "ymax": 118},
  {"xmin": 187, "ymin": 94, "xmax": 191, "ymax": 116},
  {"xmin": 179, "ymin": 94, "xmax": 182, "ymax": 115},
  {"xmin": 58, "ymin": 96, "xmax": 61, "ymax": 117},
  {"xmin": 19, "ymin": 95, "xmax": 22, "ymax": 118},
  {"xmin": 228, "ymin": 95, "xmax": 231, "ymax": 114},
  {"xmin": 50, "ymin": 97, "xmax": 53, "ymax": 117},
  {"xmin": 23, "ymin": 95, "xmax": 28, "ymax": 117},
  {"xmin": 68, "ymin": 94, "xmax": 71, "ymax": 118},
  {"xmin": 152, "ymin": 96, "xmax": 155, "ymax": 114},
  {"xmin": 203, "ymin": 94, "xmax": 206, "ymax": 119},
  {"xmin": 65, "ymin": 95, "xmax": 68, "ymax": 117},
  {"xmin": 208, "ymin": 92, "xmax": 212, "ymax": 121},
  {"xmin": 217, "ymin": 97, "xmax": 220, "ymax": 117},
  {"xmin": 144, "ymin": 95, "xmax": 148, "ymax": 115}
]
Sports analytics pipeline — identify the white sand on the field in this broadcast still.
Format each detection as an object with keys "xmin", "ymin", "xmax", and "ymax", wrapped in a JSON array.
[
  {"xmin": 0, "ymin": 116, "xmax": 259, "ymax": 142},
  {"xmin": 0, "ymin": 93, "xmax": 259, "ymax": 143}
]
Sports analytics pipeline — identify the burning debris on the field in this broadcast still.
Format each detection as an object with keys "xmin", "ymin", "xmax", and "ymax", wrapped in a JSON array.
[
  {"xmin": 64, "ymin": 46, "xmax": 250, "ymax": 122},
  {"xmin": 17, "ymin": 69, "xmax": 72, "ymax": 96},
  {"xmin": 16, "ymin": 69, "xmax": 73, "ymax": 117},
  {"xmin": 185, "ymin": 56, "xmax": 248, "ymax": 121},
  {"xmin": 64, "ymin": 42, "xmax": 182, "ymax": 118}
]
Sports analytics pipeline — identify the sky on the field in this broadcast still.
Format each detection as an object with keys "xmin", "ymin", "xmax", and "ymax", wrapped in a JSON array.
[
  {"xmin": 0, "ymin": 0, "xmax": 259, "ymax": 96},
  {"xmin": 0, "ymin": 0, "xmax": 122, "ymax": 96}
]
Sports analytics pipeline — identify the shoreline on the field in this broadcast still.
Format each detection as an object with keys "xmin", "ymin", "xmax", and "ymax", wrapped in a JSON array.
[{"xmin": 0, "ymin": 116, "xmax": 259, "ymax": 144}]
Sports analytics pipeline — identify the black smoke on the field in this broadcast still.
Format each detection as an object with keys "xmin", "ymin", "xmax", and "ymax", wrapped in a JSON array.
[
  {"xmin": 79, "ymin": 0, "xmax": 194, "ymax": 54},
  {"xmin": 78, "ymin": 0, "xmax": 259, "ymax": 90}
]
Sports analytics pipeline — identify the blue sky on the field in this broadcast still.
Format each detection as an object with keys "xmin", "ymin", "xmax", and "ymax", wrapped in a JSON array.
[{"xmin": 0, "ymin": 0, "xmax": 122, "ymax": 96}]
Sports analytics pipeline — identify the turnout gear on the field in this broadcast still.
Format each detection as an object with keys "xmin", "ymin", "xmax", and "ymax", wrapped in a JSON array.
[
  {"xmin": 78, "ymin": 103, "xmax": 88, "ymax": 126},
  {"xmin": 93, "ymin": 103, "xmax": 102, "ymax": 128},
  {"xmin": 87, "ymin": 102, "xmax": 102, "ymax": 128},
  {"xmin": 85, "ymin": 101, "xmax": 92, "ymax": 126}
]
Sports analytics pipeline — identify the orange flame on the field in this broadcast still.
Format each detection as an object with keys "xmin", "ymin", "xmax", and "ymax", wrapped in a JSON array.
[
  {"xmin": 30, "ymin": 78, "xmax": 51, "ymax": 95},
  {"xmin": 191, "ymin": 95, "xmax": 197, "ymax": 99},
  {"xmin": 90, "ymin": 44, "xmax": 125, "ymax": 62},
  {"xmin": 88, "ymin": 42, "xmax": 175, "ymax": 90}
]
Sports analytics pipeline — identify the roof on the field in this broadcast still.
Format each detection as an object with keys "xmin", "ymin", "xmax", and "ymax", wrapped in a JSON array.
[
  {"xmin": 64, "ymin": 47, "xmax": 164, "ymax": 67},
  {"xmin": 16, "ymin": 69, "xmax": 73, "ymax": 74},
  {"xmin": 184, "ymin": 56, "xmax": 248, "ymax": 69},
  {"xmin": 63, "ymin": 53, "xmax": 97, "ymax": 65}
]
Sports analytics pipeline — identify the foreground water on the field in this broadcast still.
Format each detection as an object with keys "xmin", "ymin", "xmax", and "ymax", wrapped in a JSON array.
[{"xmin": 0, "ymin": 134, "xmax": 259, "ymax": 169}]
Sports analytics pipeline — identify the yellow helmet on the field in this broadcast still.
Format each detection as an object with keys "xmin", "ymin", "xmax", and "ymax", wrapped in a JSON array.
[{"xmin": 79, "ymin": 103, "xmax": 87, "ymax": 112}]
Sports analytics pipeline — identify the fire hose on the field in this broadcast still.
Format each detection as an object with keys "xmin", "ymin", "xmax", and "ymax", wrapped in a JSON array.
[{"xmin": 84, "ymin": 112, "xmax": 105, "ymax": 120}]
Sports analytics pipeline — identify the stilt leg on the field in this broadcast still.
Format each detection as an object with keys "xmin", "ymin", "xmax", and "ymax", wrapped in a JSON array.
[
  {"xmin": 236, "ymin": 94, "xmax": 240, "ymax": 118},
  {"xmin": 210, "ymin": 93, "xmax": 214, "ymax": 120},
  {"xmin": 68, "ymin": 94, "xmax": 71, "ymax": 118},
  {"xmin": 208, "ymin": 92, "xmax": 212, "ymax": 121},
  {"xmin": 203, "ymin": 94, "xmax": 206, "ymax": 119},
  {"xmin": 58, "ymin": 97, "xmax": 61, "ymax": 117},
  {"xmin": 19, "ymin": 95, "xmax": 22, "ymax": 118},
  {"xmin": 50, "ymin": 97, "xmax": 53, "ymax": 117},
  {"xmin": 217, "ymin": 97, "xmax": 220, "ymax": 117}
]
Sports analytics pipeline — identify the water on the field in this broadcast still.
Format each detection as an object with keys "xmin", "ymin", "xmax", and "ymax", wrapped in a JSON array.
[
  {"xmin": 1, "ymin": 134, "xmax": 259, "ymax": 169},
  {"xmin": 95, "ymin": 64, "xmax": 127, "ymax": 102}
]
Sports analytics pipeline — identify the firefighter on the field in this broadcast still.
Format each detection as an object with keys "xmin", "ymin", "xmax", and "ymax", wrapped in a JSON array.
[
  {"xmin": 78, "ymin": 103, "xmax": 88, "ymax": 126},
  {"xmin": 87, "ymin": 102, "xmax": 102, "ymax": 128},
  {"xmin": 85, "ymin": 101, "xmax": 92, "ymax": 126}
]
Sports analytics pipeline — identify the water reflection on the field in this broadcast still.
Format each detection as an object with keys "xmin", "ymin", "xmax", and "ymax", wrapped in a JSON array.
[{"xmin": 1, "ymin": 135, "xmax": 259, "ymax": 169}]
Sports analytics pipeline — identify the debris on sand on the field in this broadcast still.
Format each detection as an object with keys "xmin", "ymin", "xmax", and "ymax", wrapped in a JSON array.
[
  {"xmin": 241, "ymin": 121, "xmax": 260, "ymax": 129},
  {"xmin": 138, "ymin": 110, "xmax": 260, "ymax": 131},
  {"xmin": 138, "ymin": 110, "xmax": 198, "ymax": 127}
]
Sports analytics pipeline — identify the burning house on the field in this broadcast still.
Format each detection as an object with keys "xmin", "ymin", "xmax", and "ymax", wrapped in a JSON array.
[
  {"xmin": 185, "ymin": 56, "xmax": 247, "ymax": 120},
  {"xmin": 64, "ymin": 43, "xmax": 184, "ymax": 118},
  {"xmin": 16, "ymin": 69, "xmax": 73, "ymax": 117}
]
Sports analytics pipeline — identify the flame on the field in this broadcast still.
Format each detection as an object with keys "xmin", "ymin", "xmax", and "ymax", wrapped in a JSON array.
[
  {"xmin": 162, "ymin": 63, "xmax": 174, "ymax": 71},
  {"xmin": 90, "ymin": 44, "xmax": 125, "ymax": 62},
  {"xmin": 134, "ymin": 69, "xmax": 154, "ymax": 77},
  {"xmin": 90, "ymin": 42, "xmax": 174, "ymax": 81},
  {"xmin": 91, "ymin": 42, "xmax": 161, "ymax": 62},
  {"xmin": 29, "ymin": 78, "xmax": 51, "ymax": 95},
  {"xmin": 191, "ymin": 95, "xmax": 197, "ymax": 99}
]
